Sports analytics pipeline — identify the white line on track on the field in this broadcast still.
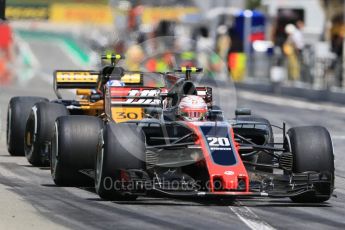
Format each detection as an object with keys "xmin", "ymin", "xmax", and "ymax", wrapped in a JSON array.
[
  {"xmin": 238, "ymin": 91, "xmax": 345, "ymax": 114},
  {"xmin": 229, "ymin": 203, "xmax": 276, "ymax": 230}
]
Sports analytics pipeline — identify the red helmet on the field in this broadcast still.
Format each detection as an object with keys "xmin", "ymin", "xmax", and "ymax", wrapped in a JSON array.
[{"xmin": 178, "ymin": 95, "xmax": 208, "ymax": 121}]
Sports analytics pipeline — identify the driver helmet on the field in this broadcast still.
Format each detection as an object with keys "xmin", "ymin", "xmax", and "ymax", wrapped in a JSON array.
[{"xmin": 178, "ymin": 95, "xmax": 208, "ymax": 121}]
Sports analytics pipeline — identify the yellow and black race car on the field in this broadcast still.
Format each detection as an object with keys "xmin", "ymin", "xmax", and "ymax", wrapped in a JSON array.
[{"xmin": 6, "ymin": 54, "xmax": 133, "ymax": 166}]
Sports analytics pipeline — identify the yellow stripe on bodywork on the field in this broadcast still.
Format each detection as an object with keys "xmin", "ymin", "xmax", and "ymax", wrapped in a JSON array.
[
  {"xmin": 76, "ymin": 89, "xmax": 92, "ymax": 96},
  {"xmin": 56, "ymin": 72, "xmax": 98, "ymax": 83},
  {"xmin": 121, "ymin": 73, "xmax": 141, "ymax": 84}
]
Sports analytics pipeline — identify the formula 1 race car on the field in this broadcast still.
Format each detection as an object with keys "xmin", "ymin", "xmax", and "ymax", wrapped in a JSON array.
[
  {"xmin": 49, "ymin": 66, "xmax": 334, "ymax": 203},
  {"xmin": 6, "ymin": 54, "xmax": 125, "ymax": 166}
]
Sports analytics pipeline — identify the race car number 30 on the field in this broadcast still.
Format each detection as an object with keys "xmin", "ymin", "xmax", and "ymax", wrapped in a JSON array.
[{"xmin": 111, "ymin": 107, "xmax": 143, "ymax": 123}]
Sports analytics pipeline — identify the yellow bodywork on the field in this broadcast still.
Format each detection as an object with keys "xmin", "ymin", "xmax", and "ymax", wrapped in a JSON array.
[
  {"xmin": 121, "ymin": 73, "xmax": 142, "ymax": 84},
  {"xmin": 54, "ymin": 71, "xmax": 103, "ymax": 115},
  {"xmin": 55, "ymin": 72, "xmax": 98, "ymax": 83},
  {"xmin": 111, "ymin": 107, "xmax": 143, "ymax": 123},
  {"xmin": 77, "ymin": 98, "xmax": 104, "ymax": 115}
]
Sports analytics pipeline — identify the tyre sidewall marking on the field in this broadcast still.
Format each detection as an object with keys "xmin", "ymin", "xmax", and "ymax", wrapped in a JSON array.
[
  {"xmin": 32, "ymin": 105, "xmax": 38, "ymax": 139},
  {"xmin": 6, "ymin": 106, "xmax": 11, "ymax": 149},
  {"xmin": 95, "ymin": 130, "xmax": 104, "ymax": 193},
  {"xmin": 26, "ymin": 106, "xmax": 38, "ymax": 159},
  {"xmin": 52, "ymin": 122, "xmax": 59, "ymax": 180}
]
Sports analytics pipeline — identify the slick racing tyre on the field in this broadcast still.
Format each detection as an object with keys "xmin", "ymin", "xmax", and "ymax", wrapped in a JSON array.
[
  {"xmin": 287, "ymin": 126, "xmax": 334, "ymax": 203},
  {"xmin": 96, "ymin": 123, "xmax": 145, "ymax": 201},
  {"xmin": 236, "ymin": 116, "xmax": 274, "ymax": 173},
  {"xmin": 25, "ymin": 102, "xmax": 69, "ymax": 166},
  {"xmin": 7, "ymin": 96, "xmax": 48, "ymax": 156},
  {"xmin": 51, "ymin": 116, "xmax": 103, "ymax": 186}
]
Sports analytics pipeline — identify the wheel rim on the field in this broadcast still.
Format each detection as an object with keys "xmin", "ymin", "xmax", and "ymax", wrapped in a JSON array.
[
  {"xmin": 51, "ymin": 123, "xmax": 59, "ymax": 180},
  {"xmin": 24, "ymin": 108, "xmax": 37, "ymax": 159},
  {"xmin": 25, "ymin": 127, "xmax": 34, "ymax": 151},
  {"xmin": 24, "ymin": 121, "xmax": 34, "ymax": 158},
  {"xmin": 6, "ymin": 107, "xmax": 11, "ymax": 150},
  {"xmin": 95, "ymin": 133, "xmax": 104, "ymax": 193}
]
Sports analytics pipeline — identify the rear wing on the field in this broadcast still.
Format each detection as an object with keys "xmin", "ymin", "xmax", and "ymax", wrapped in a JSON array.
[{"xmin": 53, "ymin": 70, "xmax": 100, "ymax": 99}]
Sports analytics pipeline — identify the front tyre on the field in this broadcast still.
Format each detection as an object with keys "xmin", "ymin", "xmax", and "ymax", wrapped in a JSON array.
[
  {"xmin": 287, "ymin": 126, "xmax": 334, "ymax": 203},
  {"xmin": 95, "ymin": 123, "xmax": 146, "ymax": 201}
]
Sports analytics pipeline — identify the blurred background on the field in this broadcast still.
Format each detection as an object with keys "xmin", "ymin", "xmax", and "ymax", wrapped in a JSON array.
[
  {"xmin": 1, "ymin": 0, "xmax": 345, "ymax": 101},
  {"xmin": 2, "ymin": 3, "xmax": 345, "ymax": 228}
]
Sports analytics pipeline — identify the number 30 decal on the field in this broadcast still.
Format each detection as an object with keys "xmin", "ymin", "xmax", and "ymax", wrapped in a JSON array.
[
  {"xmin": 116, "ymin": 112, "xmax": 139, "ymax": 119},
  {"xmin": 207, "ymin": 137, "xmax": 231, "ymax": 147}
]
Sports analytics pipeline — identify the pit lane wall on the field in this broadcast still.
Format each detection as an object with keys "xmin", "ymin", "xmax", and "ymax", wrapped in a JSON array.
[
  {"xmin": 5, "ymin": 0, "xmax": 199, "ymax": 26},
  {"xmin": 5, "ymin": 0, "xmax": 112, "ymax": 24},
  {"xmin": 49, "ymin": 3, "xmax": 113, "ymax": 25}
]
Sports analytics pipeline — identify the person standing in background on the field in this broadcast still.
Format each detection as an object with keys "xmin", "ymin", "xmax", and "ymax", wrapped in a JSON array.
[
  {"xmin": 125, "ymin": 44, "xmax": 144, "ymax": 71},
  {"xmin": 283, "ymin": 22, "xmax": 305, "ymax": 81},
  {"xmin": 292, "ymin": 20, "xmax": 305, "ymax": 54},
  {"xmin": 293, "ymin": 20, "xmax": 306, "ymax": 82},
  {"xmin": 196, "ymin": 27, "xmax": 214, "ymax": 70},
  {"xmin": 216, "ymin": 25, "xmax": 231, "ymax": 60},
  {"xmin": 330, "ymin": 15, "xmax": 345, "ymax": 86}
]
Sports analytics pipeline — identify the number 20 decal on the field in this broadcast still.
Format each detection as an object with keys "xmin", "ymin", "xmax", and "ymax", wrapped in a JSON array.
[{"xmin": 207, "ymin": 137, "xmax": 231, "ymax": 147}]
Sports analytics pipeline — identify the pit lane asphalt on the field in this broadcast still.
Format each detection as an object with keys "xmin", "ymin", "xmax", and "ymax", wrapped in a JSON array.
[{"xmin": 1, "ymin": 41, "xmax": 345, "ymax": 229}]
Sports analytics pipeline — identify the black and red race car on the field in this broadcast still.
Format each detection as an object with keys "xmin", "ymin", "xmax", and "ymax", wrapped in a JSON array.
[{"xmin": 50, "ymin": 66, "xmax": 334, "ymax": 203}]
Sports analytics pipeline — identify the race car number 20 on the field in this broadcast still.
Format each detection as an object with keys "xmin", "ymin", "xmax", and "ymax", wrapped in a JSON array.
[
  {"xmin": 206, "ymin": 137, "xmax": 232, "ymax": 151},
  {"xmin": 207, "ymin": 137, "xmax": 231, "ymax": 147}
]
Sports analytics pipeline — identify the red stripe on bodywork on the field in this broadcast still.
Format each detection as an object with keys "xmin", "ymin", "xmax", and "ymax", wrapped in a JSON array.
[{"xmin": 185, "ymin": 122, "xmax": 249, "ymax": 192}]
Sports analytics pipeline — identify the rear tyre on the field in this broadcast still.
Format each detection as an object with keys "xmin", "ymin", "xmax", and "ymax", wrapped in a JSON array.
[
  {"xmin": 95, "ymin": 123, "xmax": 145, "ymax": 201},
  {"xmin": 25, "ymin": 102, "xmax": 69, "ymax": 166},
  {"xmin": 287, "ymin": 126, "xmax": 334, "ymax": 203},
  {"xmin": 6, "ymin": 97, "xmax": 48, "ymax": 156},
  {"xmin": 51, "ymin": 116, "xmax": 103, "ymax": 186}
]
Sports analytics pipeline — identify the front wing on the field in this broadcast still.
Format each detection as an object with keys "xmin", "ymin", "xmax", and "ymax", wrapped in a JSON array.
[{"xmin": 122, "ymin": 171, "xmax": 333, "ymax": 199}]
